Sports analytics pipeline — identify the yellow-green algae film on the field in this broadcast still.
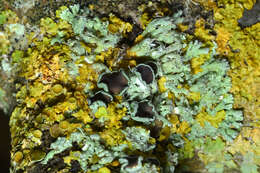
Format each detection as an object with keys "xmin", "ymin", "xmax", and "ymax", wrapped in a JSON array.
[{"xmin": 0, "ymin": 0, "xmax": 259, "ymax": 173}]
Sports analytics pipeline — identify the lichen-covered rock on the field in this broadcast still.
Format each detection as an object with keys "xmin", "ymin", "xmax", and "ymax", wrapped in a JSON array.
[{"xmin": 0, "ymin": 1, "xmax": 259, "ymax": 173}]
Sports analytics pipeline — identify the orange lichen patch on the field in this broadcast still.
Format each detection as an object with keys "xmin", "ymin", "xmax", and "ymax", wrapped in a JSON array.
[
  {"xmin": 95, "ymin": 47, "xmax": 120, "ymax": 68},
  {"xmin": 72, "ymin": 109, "xmax": 93, "ymax": 124},
  {"xmin": 108, "ymin": 14, "xmax": 133, "ymax": 36},
  {"xmin": 128, "ymin": 60, "xmax": 137, "ymax": 67},
  {"xmin": 134, "ymin": 34, "xmax": 144, "ymax": 43},
  {"xmin": 0, "ymin": 31, "xmax": 10, "ymax": 54},
  {"xmin": 32, "ymin": 130, "xmax": 42, "ymax": 138},
  {"xmin": 179, "ymin": 139, "xmax": 195, "ymax": 159},
  {"xmin": 140, "ymin": 12, "xmax": 152, "ymax": 29},
  {"xmin": 98, "ymin": 167, "xmax": 111, "ymax": 173},
  {"xmin": 95, "ymin": 106, "xmax": 108, "ymax": 118},
  {"xmin": 126, "ymin": 48, "xmax": 137, "ymax": 58},
  {"xmin": 169, "ymin": 114, "xmax": 179, "ymax": 133},
  {"xmin": 43, "ymin": 107, "xmax": 64, "ymax": 123},
  {"xmin": 13, "ymin": 151, "xmax": 23, "ymax": 163},
  {"xmin": 95, "ymin": 102, "xmax": 127, "ymax": 129},
  {"xmin": 77, "ymin": 64, "xmax": 98, "ymax": 83},
  {"xmin": 99, "ymin": 128, "xmax": 126, "ymax": 147},
  {"xmin": 49, "ymin": 124, "xmax": 63, "ymax": 138},
  {"xmin": 178, "ymin": 24, "xmax": 189, "ymax": 32},
  {"xmin": 88, "ymin": 4, "xmax": 95, "ymax": 10},
  {"xmin": 40, "ymin": 53, "xmax": 64, "ymax": 83},
  {"xmin": 190, "ymin": 54, "xmax": 208, "ymax": 74},
  {"xmin": 215, "ymin": 28, "xmax": 231, "ymax": 55},
  {"xmin": 197, "ymin": 137, "xmax": 227, "ymax": 167},
  {"xmin": 196, "ymin": 109, "xmax": 225, "ymax": 128},
  {"xmin": 194, "ymin": 18, "xmax": 215, "ymax": 43},
  {"xmin": 106, "ymin": 105, "xmax": 127, "ymax": 128},
  {"xmin": 73, "ymin": 91, "xmax": 91, "ymax": 112},
  {"xmin": 228, "ymin": 127, "xmax": 260, "ymax": 164},
  {"xmin": 29, "ymin": 81, "xmax": 50, "ymax": 98},
  {"xmin": 167, "ymin": 92, "xmax": 175, "ymax": 104},
  {"xmin": 212, "ymin": 0, "xmax": 260, "ymax": 125},
  {"xmin": 63, "ymin": 151, "xmax": 82, "ymax": 165},
  {"xmin": 193, "ymin": 0, "xmax": 217, "ymax": 10},
  {"xmin": 40, "ymin": 17, "xmax": 59, "ymax": 36},
  {"xmin": 22, "ymin": 42, "xmax": 71, "ymax": 85},
  {"xmin": 188, "ymin": 92, "xmax": 201, "ymax": 102},
  {"xmin": 55, "ymin": 6, "xmax": 68, "ymax": 18},
  {"xmin": 1, "ymin": 10, "xmax": 19, "ymax": 24},
  {"xmin": 111, "ymin": 160, "xmax": 120, "ymax": 167},
  {"xmin": 58, "ymin": 120, "xmax": 82, "ymax": 136},
  {"xmin": 59, "ymin": 120, "xmax": 70, "ymax": 129},
  {"xmin": 54, "ymin": 100, "xmax": 77, "ymax": 114},
  {"xmin": 169, "ymin": 115, "xmax": 191, "ymax": 135},
  {"xmin": 80, "ymin": 41, "xmax": 92, "ymax": 53},
  {"xmin": 158, "ymin": 126, "xmax": 171, "ymax": 141},
  {"xmin": 177, "ymin": 121, "xmax": 191, "ymax": 135},
  {"xmin": 52, "ymin": 84, "xmax": 63, "ymax": 94}
]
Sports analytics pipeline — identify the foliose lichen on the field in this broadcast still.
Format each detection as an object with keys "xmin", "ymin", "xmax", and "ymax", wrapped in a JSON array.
[{"xmin": 2, "ymin": 1, "xmax": 258, "ymax": 173}]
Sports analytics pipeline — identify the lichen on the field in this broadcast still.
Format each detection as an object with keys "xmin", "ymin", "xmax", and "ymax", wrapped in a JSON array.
[{"xmin": 1, "ymin": 1, "xmax": 258, "ymax": 173}]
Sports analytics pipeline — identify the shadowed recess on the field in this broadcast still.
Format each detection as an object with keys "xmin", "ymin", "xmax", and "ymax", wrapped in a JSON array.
[
  {"xmin": 135, "ymin": 101, "xmax": 155, "ymax": 119},
  {"xmin": 146, "ymin": 61, "xmax": 158, "ymax": 75},
  {"xmin": 136, "ymin": 64, "xmax": 154, "ymax": 84},
  {"xmin": 89, "ymin": 91, "xmax": 113, "ymax": 104},
  {"xmin": 99, "ymin": 71, "xmax": 128, "ymax": 95},
  {"xmin": 124, "ymin": 156, "xmax": 139, "ymax": 169},
  {"xmin": 0, "ymin": 109, "xmax": 10, "ymax": 172}
]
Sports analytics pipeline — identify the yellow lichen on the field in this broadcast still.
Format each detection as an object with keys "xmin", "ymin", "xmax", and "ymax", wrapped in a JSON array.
[
  {"xmin": 32, "ymin": 130, "xmax": 42, "ymax": 138},
  {"xmin": 193, "ymin": 0, "xmax": 217, "ymax": 10},
  {"xmin": 190, "ymin": 55, "xmax": 208, "ymax": 74},
  {"xmin": 196, "ymin": 109, "xmax": 226, "ymax": 128},
  {"xmin": 228, "ymin": 128, "xmax": 260, "ymax": 159},
  {"xmin": 213, "ymin": 0, "xmax": 260, "ymax": 126},
  {"xmin": 95, "ymin": 102, "xmax": 127, "ymax": 129},
  {"xmin": 111, "ymin": 160, "xmax": 120, "ymax": 167},
  {"xmin": 56, "ymin": 6, "xmax": 68, "ymax": 18},
  {"xmin": 158, "ymin": 76, "xmax": 167, "ymax": 93},
  {"xmin": 95, "ymin": 47, "xmax": 120, "ymax": 68},
  {"xmin": 49, "ymin": 124, "xmax": 63, "ymax": 138},
  {"xmin": 178, "ymin": 23, "xmax": 189, "ymax": 32},
  {"xmin": 40, "ymin": 17, "xmax": 59, "ymax": 36},
  {"xmin": 64, "ymin": 151, "xmax": 82, "ymax": 165},
  {"xmin": 52, "ymin": 84, "xmax": 63, "ymax": 94},
  {"xmin": 177, "ymin": 121, "xmax": 191, "ymax": 135},
  {"xmin": 169, "ymin": 114, "xmax": 179, "ymax": 133},
  {"xmin": 0, "ymin": 31, "xmax": 10, "ymax": 54},
  {"xmin": 95, "ymin": 106, "xmax": 108, "ymax": 118},
  {"xmin": 98, "ymin": 167, "xmax": 111, "ymax": 173},
  {"xmin": 108, "ymin": 14, "xmax": 133, "ymax": 36},
  {"xmin": 140, "ymin": 13, "xmax": 152, "ymax": 29},
  {"xmin": 100, "ymin": 128, "xmax": 126, "ymax": 147},
  {"xmin": 194, "ymin": 18, "xmax": 215, "ymax": 42},
  {"xmin": 215, "ymin": 27, "xmax": 231, "ymax": 55},
  {"xmin": 14, "ymin": 151, "xmax": 23, "ymax": 163},
  {"xmin": 72, "ymin": 109, "xmax": 93, "ymax": 124},
  {"xmin": 158, "ymin": 126, "xmax": 171, "ymax": 141},
  {"xmin": 134, "ymin": 34, "xmax": 144, "ymax": 43},
  {"xmin": 188, "ymin": 92, "xmax": 201, "ymax": 102}
]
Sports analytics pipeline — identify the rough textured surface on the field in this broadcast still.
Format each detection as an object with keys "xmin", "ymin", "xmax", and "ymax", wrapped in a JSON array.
[
  {"xmin": 238, "ymin": 0, "xmax": 260, "ymax": 28},
  {"xmin": 0, "ymin": 0, "xmax": 259, "ymax": 173}
]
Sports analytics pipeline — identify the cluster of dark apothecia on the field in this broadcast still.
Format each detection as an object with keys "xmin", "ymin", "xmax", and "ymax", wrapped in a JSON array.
[{"xmin": 89, "ymin": 61, "xmax": 167, "ymax": 126}]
